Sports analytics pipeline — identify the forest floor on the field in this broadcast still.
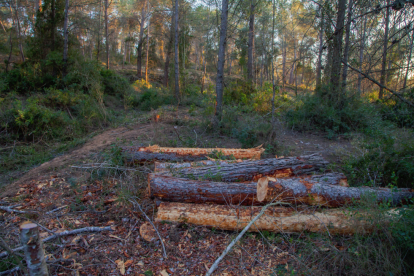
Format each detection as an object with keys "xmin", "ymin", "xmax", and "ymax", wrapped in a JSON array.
[{"xmin": 0, "ymin": 106, "xmax": 358, "ymax": 275}]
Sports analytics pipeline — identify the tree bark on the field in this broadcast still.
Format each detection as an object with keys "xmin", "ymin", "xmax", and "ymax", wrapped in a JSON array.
[
  {"xmin": 357, "ymin": 16, "xmax": 367, "ymax": 94},
  {"xmin": 12, "ymin": 0, "xmax": 24, "ymax": 62},
  {"xmin": 137, "ymin": 0, "xmax": 147, "ymax": 78},
  {"xmin": 164, "ymin": 8, "xmax": 174, "ymax": 87},
  {"xmin": 104, "ymin": 0, "xmax": 109, "ymax": 69},
  {"xmin": 341, "ymin": 0, "xmax": 353, "ymax": 88},
  {"xmin": 379, "ymin": 0, "xmax": 390, "ymax": 99},
  {"xmin": 167, "ymin": 154, "xmax": 328, "ymax": 182},
  {"xmin": 174, "ymin": 0, "xmax": 180, "ymax": 101},
  {"xmin": 155, "ymin": 202, "xmax": 384, "ymax": 234},
  {"xmin": 20, "ymin": 223, "xmax": 49, "ymax": 276},
  {"xmin": 247, "ymin": 0, "xmax": 255, "ymax": 83},
  {"xmin": 62, "ymin": 0, "xmax": 69, "ymax": 77},
  {"xmin": 96, "ymin": 0, "xmax": 101, "ymax": 61},
  {"xmin": 329, "ymin": 0, "xmax": 347, "ymax": 96},
  {"xmin": 145, "ymin": 0, "xmax": 150, "ymax": 82},
  {"xmin": 403, "ymin": 29, "xmax": 414, "ymax": 89},
  {"xmin": 123, "ymin": 145, "xmax": 264, "ymax": 163},
  {"xmin": 316, "ymin": 10, "xmax": 324, "ymax": 89},
  {"xmin": 213, "ymin": 0, "xmax": 228, "ymax": 126},
  {"xmin": 154, "ymin": 159, "xmax": 240, "ymax": 172},
  {"xmin": 150, "ymin": 174, "xmax": 414, "ymax": 207}
]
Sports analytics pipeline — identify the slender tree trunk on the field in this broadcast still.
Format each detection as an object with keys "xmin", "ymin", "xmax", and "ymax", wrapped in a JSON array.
[
  {"xmin": 145, "ymin": 0, "xmax": 150, "ymax": 82},
  {"xmin": 403, "ymin": 29, "xmax": 414, "ymax": 89},
  {"xmin": 329, "ymin": 0, "xmax": 347, "ymax": 98},
  {"xmin": 12, "ymin": 0, "xmax": 24, "ymax": 62},
  {"xmin": 164, "ymin": 12, "xmax": 174, "ymax": 87},
  {"xmin": 316, "ymin": 10, "xmax": 324, "ymax": 88},
  {"xmin": 174, "ymin": 0, "xmax": 180, "ymax": 101},
  {"xmin": 6, "ymin": 30, "xmax": 13, "ymax": 72},
  {"xmin": 282, "ymin": 36, "xmax": 286, "ymax": 91},
  {"xmin": 341, "ymin": 0, "xmax": 353, "ymax": 88},
  {"xmin": 247, "ymin": 0, "xmax": 255, "ymax": 83},
  {"xmin": 104, "ymin": 0, "xmax": 109, "ymax": 69},
  {"xmin": 201, "ymin": 9, "xmax": 209, "ymax": 94},
  {"xmin": 357, "ymin": 16, "xmax": 367, "ymax": 94},
  {"xmin": 289, "ymin": 39, "xmax": 296, "ymax": 85},
  {"xmin": 379, "ymin": 0, "xmax": 390, "ymax": 99},
  {"xmin": 62, "ymin": 0, "xmax": 69, "ymax": 77},
  {"xmin": 270, "ymin": 0, "xmax": 276, "ymax": 133},
  {"xmin": 137, "ymin": 0, "xmax": 147, "ymax": 78},
  {"xmin": 96, "ymin": 0, "xmax": 101, "ymax": 61},
  {"xmin": 213, "ymin": 0, "xmax": 229, "ymax": 127}
]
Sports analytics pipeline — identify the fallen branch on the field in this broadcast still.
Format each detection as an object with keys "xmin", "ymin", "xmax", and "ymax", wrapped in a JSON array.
[
  {"xmin": 0, "ymin": 226, "xmax": 113, "ymax": 258},
  {"xmin": 0, "ymin": 206, "xmax": 38, "ymax": 214},
  {"xmin": 206, "ymin": 202, "xmax": 281, "ymax": 276},
  {"xmin": 0, "ymin": 266, "xmax": 20, "ymax": 275},
  {"xmin": 71, "ymin": 163, "xmax": 137, "ymax": 171},
  {"xmin": 129, "ymin": 199, "xmax": 167, "ymax": 258},
  {"xmin": 342, "ymin": 60, "xmax": 414, "ymax": 108}
]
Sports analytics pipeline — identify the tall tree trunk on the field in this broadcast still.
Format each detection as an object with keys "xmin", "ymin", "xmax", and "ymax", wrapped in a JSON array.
[
  {"xmin": 289, "ymin": 39, "xmax": 296, "ymax": 85},
  {"xmin": 62, "ymin": 0, "xmax": 69, "ymax": 77},
  {"xmin": 403, "ymin": 29, "xmax": 414, "ymax": 89},
  {"xmin": 201, "ymin": 8, "xmax": 209, "ymax": 94},
  {"xmin": 96, "ymin": 0, "xmax": 101, "ymax": 61},
  {"xmin": 379, "ymin": 0, "xmax": 390, "ymax": 99},
  {"xmin": 270, "ymin": 0, "xmax": 276, "ymax": 134},
  {"xmin": 104, "ymin": 0, "xmax": 109, "ymax": 69},
  {"xmin": 12, "ymin": 0, "xmax": 24, "ymax": 62},
  {"xmin": 357, "ymin": 16, "xmax": 367, "ymax": 94},
  {"xmin": 145, "ymin": 0, "xmax": 150, "ymax": 83},
  {"xmin": 329, "ymin": 0, "xmax": 347, "ymax": 97},
  {"xmin": 213, "ymin": 0, "xmax": 229, "ymax": 126},
  {"xmin": 247, "ymin": 0, "xmax": 255, "ymax": 83},
  {"xmin": 137, "ymin": 0, "xmax": 147, "ymax": 78},
  {"xmin": 164, "ymin": 13, "xmax": 174, "ymax": 87},
  {"xmin": 6, "ymin": 29, "xmax": 13, "ymax": 72},
  {"xmin": 341, "ymin": 0, "xmax": 353, "ymax": 88},
  {"xmin": 316, "ymin": 10, "xmax": 324, "ymax": 88},
  {"xmin": 174, "ymin": 0, "xmax": 180, "ymax": 101}
]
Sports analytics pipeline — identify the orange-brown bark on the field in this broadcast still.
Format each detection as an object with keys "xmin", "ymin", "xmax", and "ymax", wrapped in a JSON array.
[
  {"xmin": 123, "ymin": 145, "xmax": 264, "ymax": 163},
  {"xmin": 149, "ymin": 174, "xmax": 413, "ymax": 207},
  {"xmin": 155, "ymin": 202, "xmax": 378, "ymax": 234}
]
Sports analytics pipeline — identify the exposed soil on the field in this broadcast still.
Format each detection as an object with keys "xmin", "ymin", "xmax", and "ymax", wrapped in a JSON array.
[{"xmin": 0, "ymin": 108, "xmax": 355, "ymax": 275}]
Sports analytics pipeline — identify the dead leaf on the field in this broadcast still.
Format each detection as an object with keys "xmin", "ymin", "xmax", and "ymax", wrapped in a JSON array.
[
  {"xmin": 257, "ymin": 177, "xmax": 268, "ymax": 202},
  {"xmin": 124, "ymin": 259, "xmax": 133, "ymax": 268},
  {"xmin": 115, "ymin": 259, "xmax": 125, "ymax": 275},
  {"xmin": 160, "ymin": 270, "xmax": 169, "ymax": 276}
]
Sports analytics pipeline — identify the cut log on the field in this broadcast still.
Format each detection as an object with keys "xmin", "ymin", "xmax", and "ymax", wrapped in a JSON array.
[
  {"xmin": 164, "ymin": 154, "xmax": 329, "ymax": 182},
  {"xmin": 155, "ymin": 202, "xmax": 381, "ymax": 234},
  {"xmin": 154, "ymin": 159, "xmax": 242, "ymax": 172},
  {"xmin": 123, "ymin": 144, "xmax": 264, "ymax": 163},
  {"xmin": 149, "ymin": 174, "xmax": 413, "ymax": 207}
]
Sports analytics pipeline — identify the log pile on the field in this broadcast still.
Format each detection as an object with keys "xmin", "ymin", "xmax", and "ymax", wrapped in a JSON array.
[
  {"xmin": 137, "ymin": 147, "xmax": 414, "ymax": 234},
  {"xmin": 123, "ymin": 144, "xmax": 265, "ymax": 163}
]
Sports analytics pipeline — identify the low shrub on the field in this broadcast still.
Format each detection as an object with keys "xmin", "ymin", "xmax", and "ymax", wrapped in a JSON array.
[
  {"xmin": 286, "ymin": 87, "xmax": 379, "ymax": 138},
  {"xmin": 378, "ymin": 89, "xmax": 414, "ymax": 128}
]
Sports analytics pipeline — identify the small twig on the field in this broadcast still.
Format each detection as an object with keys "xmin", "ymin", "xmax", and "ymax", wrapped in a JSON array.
[
  {"xmin": 129, "ymin": 198, "xmax": 167, "ymax": 258},
  {"xmin": 205, "ymin": 202, "xmax": 282, "ymax": 276},
  {"xmin": 0, "ymin": 226, "xmax": 113, "ymax": 258},
  {"xmin": 0, "ymin": 266, "xmax": 20, "ymax": 275},
  {"xmin": 0, "ymin": 206, "xmax": 38, "ymax": 214},
  {"xmin": 0, "ymin": 237, "xmax": 28, "ymax": 275},
  {"xmin": 173, "ymin": 126, "xmax": 184, "ymax": 142},
  {"xmin": 45, "ymin": 205, "xmax": 68, "ymax": 214}
]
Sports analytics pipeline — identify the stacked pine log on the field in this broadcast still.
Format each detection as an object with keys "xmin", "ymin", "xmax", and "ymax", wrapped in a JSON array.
[{"xmin": 130, "ymin": 145, "xmax": 414, "ymax": 235}]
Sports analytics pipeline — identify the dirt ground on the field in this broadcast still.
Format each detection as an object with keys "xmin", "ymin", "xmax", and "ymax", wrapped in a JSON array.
[{"xmin": 0, "ymin": 108, "xmax": 354, "ymax": 275}]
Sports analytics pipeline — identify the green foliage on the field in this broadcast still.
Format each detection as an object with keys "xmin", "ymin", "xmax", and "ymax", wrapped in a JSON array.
[
  {"xmin": 378, "ymin": 89, "xmax": 414, "ymax": 128},
  {"xmin": 286, "ymin": 87, "xmax": 380, "ymax": 138},
  {"xmin": 389, "ymin": 205, "xmax": 414, "ymax": 254},
  {"xmin": 343, "ymin": 130, "xmax": 414, "ymax": 188},
  {"xmin": 127, "ymin": 80, "xmax": 173, "ymax": 111}
]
